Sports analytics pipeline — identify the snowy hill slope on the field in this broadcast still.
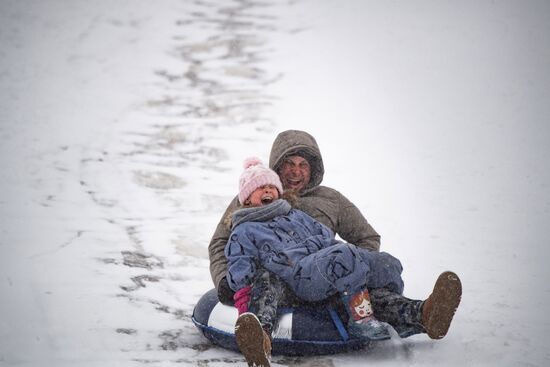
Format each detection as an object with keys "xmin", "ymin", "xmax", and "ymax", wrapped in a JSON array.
[{"xmin": 1, "ymin": 1, "xmax": 549, "ymax": 366}]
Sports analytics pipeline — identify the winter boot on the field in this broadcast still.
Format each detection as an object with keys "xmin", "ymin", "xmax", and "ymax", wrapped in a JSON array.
[
  {"xmin": 235, "ymin": 312, "xmax": 272, "ymax": 367},
  {"xmin": 342, "ymin": 289, "xmax": 391, "ymax": 341},
  {"xmin": 422, "ymin": 271, "xmax": 462, "ymax": 339}
]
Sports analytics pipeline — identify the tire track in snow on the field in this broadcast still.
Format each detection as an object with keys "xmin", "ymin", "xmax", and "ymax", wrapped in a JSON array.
[{"xmin": 78, "ymin": 0, "xmax": 314, "ymax": 364}]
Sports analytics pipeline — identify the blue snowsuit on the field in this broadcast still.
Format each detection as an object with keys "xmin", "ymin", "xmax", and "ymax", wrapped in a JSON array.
[{"xmin": 225, "ymin": 200, "xmax": 404, "ymax": 302}]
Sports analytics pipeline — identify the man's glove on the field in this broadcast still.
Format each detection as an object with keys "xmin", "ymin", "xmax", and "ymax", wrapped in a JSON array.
[
  {"xmin": 233, "ymin": 286, "xmax": 252, "ymax": 315},
  {"xmin": 217, "ymin": 276, "xmax": 235, "ymax": 305}
]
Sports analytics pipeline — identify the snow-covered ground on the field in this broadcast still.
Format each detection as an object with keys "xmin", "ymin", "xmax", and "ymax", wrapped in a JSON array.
[{"xmin": 1, "ymin": 0, "xmax": 549, "ymax": 366}]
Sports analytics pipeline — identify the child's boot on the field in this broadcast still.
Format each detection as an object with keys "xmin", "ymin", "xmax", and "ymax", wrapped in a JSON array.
[
  {"xmin": 235, "ymin": 312, "xmax": 272, "ymax": 367},
  {"xmin": 422, "ymin": 271, "xmax": 462, "ymax": 339},
  {"xmin": 342, "ymin": 289, "xmax": 390, "ymax": 341}
]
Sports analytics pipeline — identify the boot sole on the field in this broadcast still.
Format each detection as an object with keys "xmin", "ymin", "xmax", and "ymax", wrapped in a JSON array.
[
  {"xmin": 235, "ymin": 313, "xmax": 271, "ymax": 367},
  {"xmin": 425, "ymin": 271, "xmax": 462, "ymax": 339}
]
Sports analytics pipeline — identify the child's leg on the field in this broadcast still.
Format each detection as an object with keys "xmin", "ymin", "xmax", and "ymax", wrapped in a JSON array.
[
  {"xmin": 235, "ymin": 268, "xmax": 285, "ymax": 367},
  {"xmin": 248, "ymin": 268, "xmax": 285, "ymax": 335},
  {"xmin": 292, "ymin": 243, "xmax": 372, "ymax": 301},
  {"xmin": 362, "ymin": 251, "xmax": 405, "ymax": 294},
  {"xmin": 292, "ymin": 244, "xmax": 405, "ymax": 302}
]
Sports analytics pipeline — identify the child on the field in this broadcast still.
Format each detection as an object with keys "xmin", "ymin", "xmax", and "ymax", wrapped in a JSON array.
[{"xmin": 226, "ymin": 158, "xmax": 409, "ymax": 366}]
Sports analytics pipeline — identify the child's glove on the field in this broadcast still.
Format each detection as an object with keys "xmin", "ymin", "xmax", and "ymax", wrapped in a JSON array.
[{"xmin": 233, "ymin": 286, "xmax": 252, "ymax": 315}]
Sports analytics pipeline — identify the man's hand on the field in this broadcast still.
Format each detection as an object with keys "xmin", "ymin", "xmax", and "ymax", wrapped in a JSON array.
[{"xmin": 217, "ymin": 276, "xmax": 235, "ymax": 305}]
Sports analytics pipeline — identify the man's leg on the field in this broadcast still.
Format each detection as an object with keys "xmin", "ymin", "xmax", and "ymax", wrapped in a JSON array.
[
  {"xmin": 370, "ymin": 271, "xmax": 462, "ymax": 339},
  {"xmin": 369, "ymin": 287, "xmax": 425, "ymax": 338}
]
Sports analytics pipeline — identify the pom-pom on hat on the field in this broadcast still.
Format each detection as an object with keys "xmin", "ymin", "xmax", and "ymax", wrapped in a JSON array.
[{"xmin": 239, "ymin": 157, "xmax": 283, "ymax": 205}]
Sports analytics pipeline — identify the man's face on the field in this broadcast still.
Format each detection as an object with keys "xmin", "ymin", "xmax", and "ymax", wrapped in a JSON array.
[{"xmin": 278, "ymin": 155, "xmax": 311, "ymax": 192}]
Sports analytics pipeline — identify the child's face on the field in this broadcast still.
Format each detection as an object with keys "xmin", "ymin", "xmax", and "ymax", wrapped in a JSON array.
[{"xmin": 246, "ymin": 185, "xmax": 280, "ymax": 207}]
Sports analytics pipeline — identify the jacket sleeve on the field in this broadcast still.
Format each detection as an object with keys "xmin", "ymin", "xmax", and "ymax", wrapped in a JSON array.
[
  {"xmin": 224, "ymin": 227, "xmax": 259, "ymax": 291},
  {"xmin": 336, "ymin": 191, "xmax": 381, "ymax": 252},
  {"xmin": 208, "ymin": 196, "xmax": 240, "ymax": 291}
]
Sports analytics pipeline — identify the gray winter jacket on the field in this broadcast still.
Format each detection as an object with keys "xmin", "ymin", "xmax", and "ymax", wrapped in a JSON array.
[{"xmin": 208, "ymin": 129, "xmax": 381, "ymax": 290}]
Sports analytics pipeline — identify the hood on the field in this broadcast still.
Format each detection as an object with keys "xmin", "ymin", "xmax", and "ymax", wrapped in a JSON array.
[{"xmin": 269, "ymin": 130, "xmax": 324, "ymax": 190}]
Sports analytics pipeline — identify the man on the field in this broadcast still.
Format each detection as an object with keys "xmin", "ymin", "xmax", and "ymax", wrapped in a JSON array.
[{"xmin": 208, "ymin": 130, "xmax": 461, "ymax": 363}]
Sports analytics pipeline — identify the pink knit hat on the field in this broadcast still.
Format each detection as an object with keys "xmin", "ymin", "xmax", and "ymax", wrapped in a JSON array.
[{"xmin": 238, "ymin": 157, "xmax": 283, "ymax": 205}]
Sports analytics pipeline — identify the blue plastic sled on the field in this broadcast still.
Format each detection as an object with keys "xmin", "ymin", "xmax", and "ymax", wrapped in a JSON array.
[{"xmin": 192, "ymin": 288, "xmax": 369, "ymax": 356}]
